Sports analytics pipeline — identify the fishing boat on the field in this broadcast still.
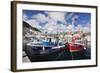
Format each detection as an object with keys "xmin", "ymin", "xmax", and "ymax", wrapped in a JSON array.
[{"xmin": 65, "ymin": 34, "xmax": 86, "ymax": 60}]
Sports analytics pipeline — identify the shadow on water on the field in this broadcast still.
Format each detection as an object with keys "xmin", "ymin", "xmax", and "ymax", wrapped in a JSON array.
[{"xmin": 23, "ymin": 45, "xmax": 91, "ymax": 62}]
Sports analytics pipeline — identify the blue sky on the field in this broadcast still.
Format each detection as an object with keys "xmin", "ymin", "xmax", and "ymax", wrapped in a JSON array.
[{"xmin": 23, "ymin": 10, "xmax": 91, "ymax": 34}]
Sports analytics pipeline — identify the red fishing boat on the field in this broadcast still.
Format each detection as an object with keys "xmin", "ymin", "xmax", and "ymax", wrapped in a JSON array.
[
  {"xmin": 68, "ymin": 43, "xmax": 85, "ymax": 52},
  {"xmin": 66, "ymin": 34, "xmax": 86, "ymax": 60}
]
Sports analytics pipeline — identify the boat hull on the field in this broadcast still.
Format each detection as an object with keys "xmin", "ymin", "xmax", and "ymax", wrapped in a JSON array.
[
  {"xmin": 68, "ymin": 43, "xmax": 85, "ymax": 52},
  {"xmin": 66, "ymin": 43, "xmax": 86, "ymax": 60}
]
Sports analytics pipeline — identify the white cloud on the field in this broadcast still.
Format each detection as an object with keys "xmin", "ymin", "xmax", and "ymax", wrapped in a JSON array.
[
  {"xmin": 26, "ymin": 19, "xmax": 41, "ymax": 29},
  {"xmin": 83, "ymin": 22, "xmax": 91, "ymax": 33},
  {"xmin": 23, "ymin": 14, "xmax": 28, "ymax": 21},
  {"xmin": 57, "ymin": 24, "xmax": 67, "ymax": 32},
  {"xmin": 43, "ymin": 20, "xmax": 58, "ymax": 34},
  {"xmin": 83, "ymin": 27, "xmax": 90, "ymax": 33},
  {"xmin": 75, "ymin": 24, "xmax": 83, "ymax": 31},
  {"xmin": 66, "ymin": 13, "xmax": 74, "ymax": 20},
  {"xmin": 67, "ymin": 24, "xmax": 74, "ymax": 32},
  {"xmin": 32, "ymin": 13, "xmax": 48, "ymax": 23},
  {"xmin": 44, "ymin": 11, "xmax": 49, "ymax": 14},
  {"xmin": 67, "ymin": 24, "xmax": 83, "ymax": 33},
  {"xmin": 86, "ymin": 21, "xmax": 91, "ymax": 28},
  {"xmin": 67, "ymin": 23, "xmax": 91, "ymax": 33},
  {"xmin": 43, "ymin": 19, "xmax": 67, "ymax": 34},
  {"xmin": 47, "ymin": 12, "xmax": 67, "ymax": 24}
]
